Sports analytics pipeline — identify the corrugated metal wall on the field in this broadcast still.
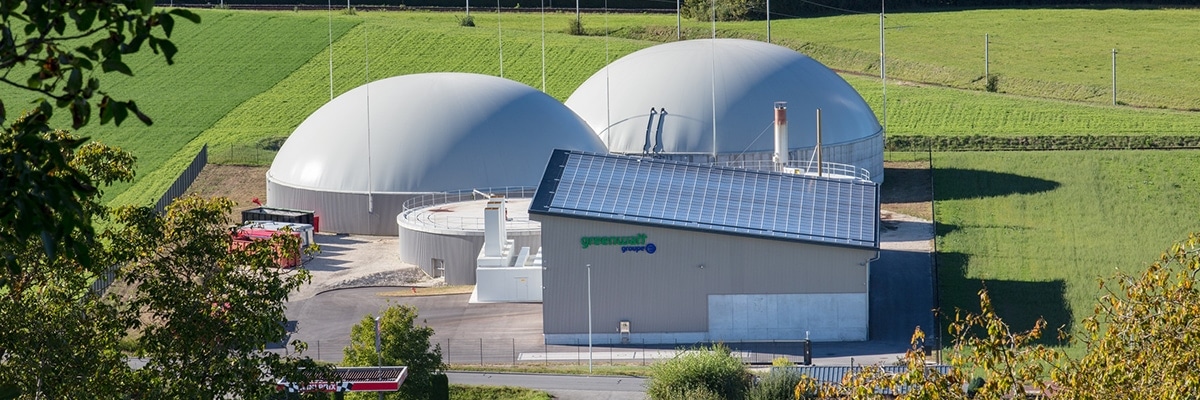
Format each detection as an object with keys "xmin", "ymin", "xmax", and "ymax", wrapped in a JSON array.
[
  {"xmin": 266, "ymin": 178, "xmax": 416, "ymax": 235},
  {"xmin": 397, "ymin": 226, "xmax": 542, "ymax": 285},
  {"xmin": 538, "ymin": 215, "xmax": 873, "ymax": 339}
]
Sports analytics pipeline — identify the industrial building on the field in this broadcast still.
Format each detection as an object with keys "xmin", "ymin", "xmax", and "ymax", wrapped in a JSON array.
[
  {"xmin": 265, "ymin": 40, "xmax": 889, "ymax": 336},
  {"xmin": 266, "ymin": 72, "xmax": 607, "ymax": 236},
  {"xmin": 531, "ymin": 150, "xmax": 880, "ymax": 344},
  {"xmin": 566, "ymin": 38, "xmax": 884, "ymax": 183}
]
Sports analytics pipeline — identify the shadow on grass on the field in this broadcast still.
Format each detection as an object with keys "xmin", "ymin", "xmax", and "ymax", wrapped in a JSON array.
[
  {"xmin": 934, "ymin": 168, "xmax": 1060, "ymax": 201},
  {"xmin": 882, "ymin": 165, "xmax": 933, "ymax": 204},
  {"xmin": 935, "ymin": 252, "xmax": 1073, "ymax": 347}
]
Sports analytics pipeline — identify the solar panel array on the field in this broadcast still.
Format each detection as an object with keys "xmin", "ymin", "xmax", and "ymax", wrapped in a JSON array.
[{"xmin": 531, "ymin": 150, "xmax": 878, "ymax": 249}]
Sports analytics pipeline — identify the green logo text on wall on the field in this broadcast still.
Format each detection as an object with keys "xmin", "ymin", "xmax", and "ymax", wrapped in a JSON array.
[{"xmin": 580, "ymin": 234, "xmax": 656, "ymax": 254}]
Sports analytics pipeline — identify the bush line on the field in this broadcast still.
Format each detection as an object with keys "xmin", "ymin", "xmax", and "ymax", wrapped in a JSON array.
[{"xmin": 885, "ymin": 135, "xmax": 1200, "ymax": 152}]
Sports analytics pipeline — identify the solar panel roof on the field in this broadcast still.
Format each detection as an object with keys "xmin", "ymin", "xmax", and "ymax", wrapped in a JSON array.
[{"xmin": 530, "ymin": 150, "xmax": 879, "ymax": 249}]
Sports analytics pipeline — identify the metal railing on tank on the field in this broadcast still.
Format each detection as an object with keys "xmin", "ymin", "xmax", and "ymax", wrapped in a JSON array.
[
  {"xmin": 716, "ymin": 160, "xmax": 870, "ymax": 181},
  {"xmin": 399, "ymin": 186, "xmax": 540, "ymax": 232}
]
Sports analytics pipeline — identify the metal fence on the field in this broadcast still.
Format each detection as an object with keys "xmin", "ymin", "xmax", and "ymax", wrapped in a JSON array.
[
  {"xmin": 153, "ymin": 144, "xmax": 209, "ymax": 214},
  {"xmin": 206, "ymin": 143, "xmax": 276, "ymax": 166},
  {"xmin": 90, "ymin": 145, "xmax": 210, "ymax": 298},
  {"xmin": 299, "ymin": 337, "xmax": 814, "ymax": 366}
]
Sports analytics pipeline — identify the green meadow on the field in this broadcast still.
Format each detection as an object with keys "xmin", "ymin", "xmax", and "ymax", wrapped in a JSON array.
[
  {"xmin": 932, "ymin": 150, "xmax": 1200, "ymax": 338},
  {"xmin": 6, "ymin": 7, "xmax": 1200, "ymax": 345}
]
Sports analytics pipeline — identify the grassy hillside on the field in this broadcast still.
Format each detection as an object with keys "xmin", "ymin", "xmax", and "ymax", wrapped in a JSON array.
[
  {"xmin": 111, "ymin": 10, "xmax": 657, "ymax": 206},
  {"xmin": 52, "ymin": 10, "xmax": 359, "ymax": 205},
  {"xmin": 93, "ymin": 8, "xmax": 1200, "ymax": 206},
  {"xmin": 23, "ymin": 8, "xmax": 1197, "ymax": 349},
  {"xmin": 716, "ymin": 8, "xmax": 1200, "ymax": 111},
  {"xmin": 932, "ymin": 150, "xmax": 1200, "ymax": 342},
  {"xmin": 0, "ymin": 10, "xmax": 361, "ymax": 205},
  {"xmin": 846, "ymin": 75, "xmax": 1200, "ymax": 136}
]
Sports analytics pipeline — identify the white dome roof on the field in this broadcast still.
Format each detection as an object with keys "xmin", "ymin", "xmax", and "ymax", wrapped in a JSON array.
[
  {"xmin": 269, "ymin": 73, "xmax": 607, "ymax": 193},
  {"xmin": 566, "ymin": 39, "xmax": 881, "ymax": 155}
]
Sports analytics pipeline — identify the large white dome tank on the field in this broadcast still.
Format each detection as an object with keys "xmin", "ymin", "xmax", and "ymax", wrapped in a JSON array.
[
  {"xmin": 268, "ymin": 72, "xmax": 607, "ymax": 235},
  {"xmin": 566, "ymin": 39, "xmax": 883, "ymax": 182}
]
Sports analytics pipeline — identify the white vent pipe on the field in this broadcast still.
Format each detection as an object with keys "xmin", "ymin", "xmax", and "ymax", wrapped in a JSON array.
[{"xmin": 773, "ymin": 102, "xmax": 788, "ymax": 166}]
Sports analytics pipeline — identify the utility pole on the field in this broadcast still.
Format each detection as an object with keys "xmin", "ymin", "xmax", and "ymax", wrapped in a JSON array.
[{"xmin": 1112, "ymin": 48, "xmax": 1118, "ymax": 105}]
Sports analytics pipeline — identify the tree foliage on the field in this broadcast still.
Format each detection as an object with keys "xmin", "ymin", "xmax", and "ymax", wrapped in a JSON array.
[
  {"xmin": 109, "ymin": 195, "xmax": 324, "ymax": 398},
  {"xmin": 1050, "ymin": 233, "xmax": 1200, "ymax": 398},
  {"xmin": 0, "ymin": 0, "xmax": 198, "ymax": 273},
  {"xmin": 681, "ymin": 0, "xmax": 760, "ymax": 22},
  {"xmin": 0, "ymin": 1, "xmax": 332, "ymax": 397},
  {"xmin": 0, "ymin": 120, "xmax": 137, "ymax": 399},
  {"xmin": 343, "ymin": 304, "xmax": 444, "ymax": 400},
  {"xmin": 792, "ymin": 233, "xmax": 1200, "ymax": 399},
  {"xmin": 0, "ymin": 0, "xmax": 200, "ymax": 129}
]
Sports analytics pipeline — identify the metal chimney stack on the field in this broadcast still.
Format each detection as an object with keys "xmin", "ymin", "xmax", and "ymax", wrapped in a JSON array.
[
  {"xmin": 483, "ymin": 197, "xmax": 507, "ymax": 257},
  {"xmin": 773, "ymin": 102, "xmax": 789, "ymax": 167}
]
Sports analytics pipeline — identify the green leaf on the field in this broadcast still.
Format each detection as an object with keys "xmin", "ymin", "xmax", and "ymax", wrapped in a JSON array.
[
  {"xmin": 67, "ymin": 67, "xmax": 83, "ymax": 91},
  {"xmin": 126, "ymin": 100, "xmax": 152, "ymax": 126},
  {"xmin": 169, "ymin": 9, "xmax": 202, "ymax": 24},
  {"xmin": 100, "ymin": 59, "xmax": 133, "ymax": 76},
  {"xmin": 71, "ymin": 98, "xmax": 91, "ymax": 129},
  {"xmin": 0, "ymin": 382, "xmax": 21, "ymax": 400},
  {"xmin": 76, "ymin": 8, "xmax": 97, "ymax": 31},
  {"xmin": 98, "ymin": 96, "xmax": 113, "ymax": 125},
  {"xmin": 0, "ymin": 99, "xmax": 5, "ymax": 123},
  {"xmin": 75, "ymin": 45, "xmax": 99, "ymax": 60},
  {"xmin": 159, "ymin": 14, "xmax": 175, "ymax": 37},
  {"xmin": 138, "ymin": 0, "xmax": 155, "ymax": 14},
  {"xmin": 158, "ymin": 39, "xmax": 178, "ymax": 65},
  {"xmin": 111, "ymin": 100, "xmax": 129, "ymax": 125}
]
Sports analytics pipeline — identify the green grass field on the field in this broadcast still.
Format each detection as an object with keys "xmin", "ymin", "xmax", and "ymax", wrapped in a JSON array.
[
  {"xmin": 0, "ymin": 10, "xmax": 360, "ymax": 205},
  {"xmin": 716, "ymin": 8, "xmax": 1200, "ymax": 111},
  {"xmin": 9, "ymin": 7, "xmax": 1200, "ymax": 348},
  {"xmin": 932, "ymin": 150, "xmax": 1200, "ymax": 341},
  {"xmin": 80, "ymin": 8, "xmax": 1200, "ymax": 207}
]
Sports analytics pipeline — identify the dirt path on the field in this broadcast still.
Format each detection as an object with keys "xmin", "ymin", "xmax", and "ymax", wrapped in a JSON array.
[{"xmin": 187, "ymin": 165, "xmax": 268, "ymax": 221}]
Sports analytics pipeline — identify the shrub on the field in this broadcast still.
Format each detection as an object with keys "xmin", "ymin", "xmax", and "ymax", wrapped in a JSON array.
[
  {"xmin": 771, "ymin": 356, "xmax": 793, "ymax": 367},
  {"xmin": 647, "ymin": 343, "xmax": 751, "ymax": 400},
  {"xmin": 566, "ymin": 17, "xmax": 585, "ymax": 35},
  {"xmin": 985, "ymin": 74, "xmax": 1000, "ymax": 92},
  {"xmin": 747, "ymin": 369, "xmax": 805, "ymax": 400},
  {"xmin": 457, "ymin": 14, "xmax": 475, "ymax": 27},
  {"xmin": 681, "ymin": 0, "xmax": 760, "ymax": 22}
]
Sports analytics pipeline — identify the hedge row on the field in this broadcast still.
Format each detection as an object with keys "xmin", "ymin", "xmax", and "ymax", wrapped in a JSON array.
[{"xmin": 885, "ymin": 135, "xmax": 1200, "ymax": 152}]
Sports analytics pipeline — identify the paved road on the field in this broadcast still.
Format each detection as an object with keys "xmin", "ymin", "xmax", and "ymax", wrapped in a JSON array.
[{"xmin": 448, "ymin": 372, "xmax": 646, "ymax": 400}]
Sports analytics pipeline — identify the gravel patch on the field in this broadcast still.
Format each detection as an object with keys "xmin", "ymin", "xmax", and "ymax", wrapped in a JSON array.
[
  {"xmin": 879, "ymin": 210, "xmax": 933, "ymax": 253},
  {"xmin": 290, "ymin": 234, "xmax": 440, "ymax": 301}
]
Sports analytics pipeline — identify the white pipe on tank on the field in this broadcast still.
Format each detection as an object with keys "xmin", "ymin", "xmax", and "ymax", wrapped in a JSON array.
[
  {"xmin": 816, "ymin": 108, "xmax": 823, "ymax": 177},
  {"xmin": 773, "ymin": 102, "xmax": 788, "ymax": 168}
]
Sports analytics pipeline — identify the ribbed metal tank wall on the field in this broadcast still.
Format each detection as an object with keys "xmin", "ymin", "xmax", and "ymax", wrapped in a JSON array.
[
  {"xmin": 396, "ymin": 225, "xmax": 542, "ymax": 285},
  {"xmin": 266, "ymin": 179, "xmax": 417, "ymax": 236}
]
